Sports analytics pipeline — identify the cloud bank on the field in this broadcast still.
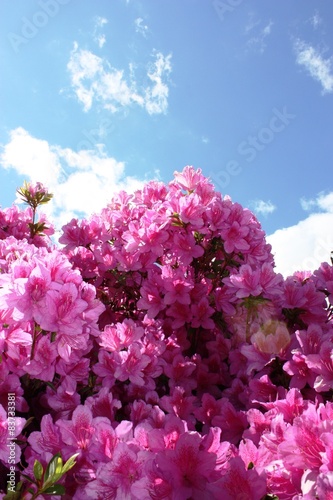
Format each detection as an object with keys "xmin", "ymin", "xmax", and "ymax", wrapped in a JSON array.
[
  {"xmin": 0, "ymin": 127, "xmax": 146, "ymax": 229},
  {"xmin": 267, "ymin": 192, "xmax": 333, "ymax": 277}
]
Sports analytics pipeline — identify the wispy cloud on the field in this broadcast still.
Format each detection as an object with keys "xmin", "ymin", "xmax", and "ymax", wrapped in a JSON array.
[
  {"xmin": 301, "ymin": 192, "xmax": 333, "ymax": 213},
  {"xmin": 135, "ymin": 17, "xmax": 148, "ymax": 38},
  {"xmin": 93, "ymin": 16, "xmax": 108, "ymax": 48},
  {"xmin": 251, "ymin": 199, "xmax": 276, "ymax": 217},
  {"xmin": 294, "ymin": 39, "xmax": 333, "ymax": 94},
  {"xmin": 245, "ymin": 14, "xmax": 273, "ymax": 54},
  {"xmin": 310, "ymin": 11, "xmax": 322, "ymax": 30},
  {"xmin": 267, "ymin": 192, "xmax": 333, "ymax": 277},
  {"xmin": 0, "ymin": 127, "xmax": 147, "ymax": 229},
  {"xmin": 144, "ymin": 51, "xmax": 172, "ymax": 115},
  {"xmin": 67, "ymin": 43, "xmax": 172, "ymax": 114}
]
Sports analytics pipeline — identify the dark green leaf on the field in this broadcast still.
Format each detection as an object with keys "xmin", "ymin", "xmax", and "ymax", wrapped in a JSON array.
[{"xmin": 43, "ymin": 484, "xmax": 66, "ymax": 495}]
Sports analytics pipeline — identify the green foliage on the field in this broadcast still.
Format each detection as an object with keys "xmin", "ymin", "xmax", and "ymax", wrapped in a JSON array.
[{"xmin": 5, "ymin": 452, "xmax": 79, "ymax": 500}]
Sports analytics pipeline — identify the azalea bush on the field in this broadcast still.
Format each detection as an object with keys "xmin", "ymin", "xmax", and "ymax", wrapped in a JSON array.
[{"xmin": 0, "ymin": 167, "xmax": 333, "ymax": 499}]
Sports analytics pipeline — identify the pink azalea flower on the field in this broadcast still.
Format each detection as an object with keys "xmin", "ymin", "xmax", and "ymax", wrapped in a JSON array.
[
  {"xmin": 100, "ymin": 319, "xmax": 144, "ymax": 352},
  {"xmin": 87, "ymin": 442, "xmax": 148, "ymax": 498},
  {"xmin": 260, "ymin": 388, "xmax": 306, "ymax": 424},
  {"xmin": 191, "ymin": 298, "xmax": 215, "ymax": 329},
  {"xmin": 221, "ymin": 220, "xmax": 250, "ymax": 254},
  {"xmin": 278, "ymin": 404, "xmax": 326, "ymax": 471},
  {"xmin": 316, "ymin": 471, "xmax": 333, "ymax": 499},
  {"xmin": 43, "ymin": 377, "xmax": 80, "ymax": 419},
  {"xmin": 162, "ymin": 266, "xmax": 193, "ymax": 306},
  {"xmin": 172, "ymin": 231, "xmax": 204, "ymax": 266},
  {"xmin": 211, "ymin": 398, "xmax": 248, "ymax": 444},
  {"xmin": 57, "ymin": 405, "xmax": 99, "ymax": 452},
  {"xmin": 24, "ymin": 335, "xmax": 57, "ymax": 381},
  {"xmin": 166, "ymin": 302, "xmax": 192, "ymax": 328},
  {"xmin": 163, "ymin": 354, "xmax": 197, "ymax": 393},
  {"xmin": 28, "ymin": 414, "xmax": 62, "ymax": 458},
  {"xmin": 114, "ymin": 342, "xmax": 151, "ymax": 386},
  {"xmin": 172, "ymin": 166, "xmax": 206, "ymax": 192},
  {"xmin": 208, "ymin": 456, "xmax": 267, "ymax": 500},
  {"xmin": 131, "ymin": 458, "xmax": 173, "ymax": 499},
  {"xmin": 138, "ymin": 276, "xmax": 164, "ymax": 318},
  {"xmin": 85, "ymin": 387, "xmax": 121, "ymax": 422},
  {"xmin": 225, "ymin": 264, "xmax": 262, "ymax": 298},
  {"xmin": 306, "ymin": 340, "xmax": 333, "ymax": 392},
  {"xmin": 156, "ymin": 432, "xmax": 217, "ymax": 499},
  {"xmin": 160, "ymin": 386, "xmax": 197, "ymax": 427}
]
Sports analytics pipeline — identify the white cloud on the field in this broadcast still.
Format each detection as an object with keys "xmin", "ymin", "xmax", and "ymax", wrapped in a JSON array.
[
  {"xmin": 251, "ymin": 199, "xmax": 276, "ymax": 217},
  {"xmin": 0, "ymin": 128, "xmax": 146, "ymax": 230},
  {"xmin": 294, "ymin": 39, "xmax": 333, "ymax": 94},
  {"xmin": 267, "ymin": 192, "xmax": 333, "ymax": 277},
  {"xmin": 135, "ymin": 17, "xmax": 148, "ymax": 38},
  {"xmin": 93, "ymin": 16, "xmax": 108, "ymax": 48},
  {"xmin": 144, "ymin": 52, "xmax": 172, "ymax": 115},
  {"xmin": 67, "ymin": 43, "xmax": 172, "ymax": 114}
]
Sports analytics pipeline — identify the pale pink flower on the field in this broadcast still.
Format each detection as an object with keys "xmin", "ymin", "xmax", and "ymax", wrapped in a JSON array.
[
  {"xmin": 316, "ymin": 471, "xmax": 333, "ymax": 499},
  {"xmin": 172, "ymin": 166, "xmax": 206, "ymax": 192}
]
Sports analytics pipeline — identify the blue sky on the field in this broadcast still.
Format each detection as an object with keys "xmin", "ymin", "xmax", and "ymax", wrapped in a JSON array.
[{"xmin": 0, "ymin": 0, "xmax": 333, "ymax": 276}]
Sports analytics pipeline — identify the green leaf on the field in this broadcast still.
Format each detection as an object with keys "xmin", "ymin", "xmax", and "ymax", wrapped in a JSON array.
[
  {"xmin": 33, "ymin": 459, "xmax": 44, "ymax": 481},
  {"xmin": 44, "ymin": 452, "xmax": 63, "ymax": 483},
  {"xmin": 62, "ymin": 453, "xmax": 80, "ymax": 474},
  {"xmin": 43, "ymin": 484, "xmax": 66, "ymax": 495}
]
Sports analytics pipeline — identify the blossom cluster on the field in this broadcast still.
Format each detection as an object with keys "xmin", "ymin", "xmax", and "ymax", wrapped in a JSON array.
[{"xmin": 0, "ymin": 169, "xmax": 333, "ymax": 499}]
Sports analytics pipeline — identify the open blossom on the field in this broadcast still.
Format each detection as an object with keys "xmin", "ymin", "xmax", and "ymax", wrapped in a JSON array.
[
  {"xmin": 100, "ymin": 319, "xmax": 144, "ymax": 351},
  {"xmin": 114, "ymin": 342, "xmax": 151, "ymax": 386},
  {"xmin": 251, "ymin": 320, "xmax": 291, "ymax": 355},
  {"xmin": 156, "ymin": 432, "xmax": 217, "ymax": 498},
  {"xmin": 24, "ymin": 334, "xmax": 58, "ymax": 381}
]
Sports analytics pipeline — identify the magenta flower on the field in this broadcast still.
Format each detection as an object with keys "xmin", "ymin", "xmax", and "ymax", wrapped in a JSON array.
[
  {"xmin": 156, "ymin": 432, "xmax": 217, "ymax": 499},
  {"xmin": 191, "ymin": 298, "xmax": 215, "ymax": 329},
  {"xmin": 57, "ymin": 405, "xmax": 97, "ymax": 452},
  {"xmin": 100, "ymin": 319, "xmax": 144, "ymax": 352},
  {"xmin": 28, "ymin": 414, "xmax": 62, "ymax": 457},
  {"xmin": 306, "ymin": 340, "xmax": 333, "ymax": 392},
  {"xmin": 114, "ymin": 343, "xmax": 151, "ymax": 386},
  {"xmin": 278, "ymin": 404, "xmax": 327, "ymax": 471},
  {"xmin": 208, "ymin": 456, "xmax": 267, "ymax": 500},
  {"xmin": 221, "ymin": 220, "xmax": 250, "ymax": 254},
  {"xmin": 24, "ymin": 335, "xmax": 57, "ymax": 381}
]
